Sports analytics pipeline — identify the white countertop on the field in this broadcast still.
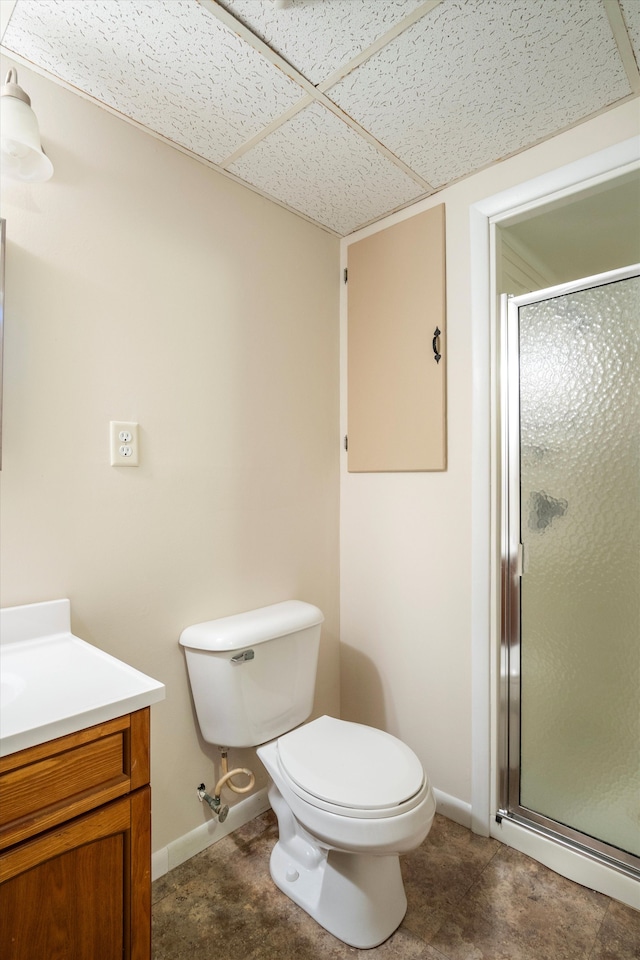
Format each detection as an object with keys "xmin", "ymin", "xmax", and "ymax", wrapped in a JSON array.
[{"xmin": 0, "ymin": 599, "xmax": 165, "ymax": 757}]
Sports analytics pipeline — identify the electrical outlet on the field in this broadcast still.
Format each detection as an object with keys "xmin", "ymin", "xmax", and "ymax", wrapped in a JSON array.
[{"xmin": 110, "ymin": 421, "xmax": 139, "ymax": 466}]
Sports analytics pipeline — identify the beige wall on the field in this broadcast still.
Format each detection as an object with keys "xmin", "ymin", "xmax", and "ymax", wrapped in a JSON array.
[
  {"xmin": 0, "ymin": 59, "xmax": 340, "ymax": 851},
  {"xmin": 1, "ymin": 53, "xmax": 637, "ymax": 854},
  {"xmin": 340, "ymin": 100, "xmax": 640, "ymax": 808}
]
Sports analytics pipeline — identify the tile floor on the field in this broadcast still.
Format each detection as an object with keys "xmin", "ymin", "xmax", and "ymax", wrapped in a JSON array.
[{"xmin": 152, "ymin": 811, "xmax": 640, "ymax": 960}]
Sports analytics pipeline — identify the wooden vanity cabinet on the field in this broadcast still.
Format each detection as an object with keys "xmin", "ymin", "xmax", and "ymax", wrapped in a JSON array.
[{"xmin": 0, "ymin": 708, "xmax": 152, "ymax": 960}]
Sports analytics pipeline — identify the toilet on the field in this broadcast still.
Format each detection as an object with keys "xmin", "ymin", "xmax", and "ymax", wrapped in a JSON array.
[{"xmin": 180, "ymin": 600, "xmax": 436, "ymax": 949}]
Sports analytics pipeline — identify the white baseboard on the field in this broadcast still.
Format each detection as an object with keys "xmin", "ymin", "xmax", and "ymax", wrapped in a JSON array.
[
  {"xmin": 433, "ymin": 788, "xmax": 472, "ymax": 830},
  {"xmin": 152, "ymin": 786, "xmax": 472, "ymax": 882},
  {"xmin": 152, "ymin": 787, "xmax": 271, "ymax": 882}
]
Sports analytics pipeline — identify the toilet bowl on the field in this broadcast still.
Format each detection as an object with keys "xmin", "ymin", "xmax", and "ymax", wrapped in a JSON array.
[
  {"xmin": 257, "ymin": 715, "xmax": 436, "ymax": 948},
  {"xmin": 179, "ymin": 601, "xmax": 436, "ymax": 949}
]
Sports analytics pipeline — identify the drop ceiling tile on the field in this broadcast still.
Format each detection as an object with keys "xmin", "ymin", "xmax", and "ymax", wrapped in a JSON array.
[
  {"xmin": 227, "ymin": 102, "xmax": 424, "ymax": 235},
  {"xmin": 214, "ymin": 0, "xmax": 427, "ymax": 85},
  {"xmin": 2, "ymin": 0, "xmax": 306, "ymax": 164},
  {"xmin": 327, "ymin": 0, "xmax": 632, "ymax": 188},
  {"xmin": 620, "ymin": 0, "xmax": 640, "ymax": 69}
]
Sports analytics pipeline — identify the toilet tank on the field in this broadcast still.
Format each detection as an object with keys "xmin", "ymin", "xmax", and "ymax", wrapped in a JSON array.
[{"xmin": 179, "ymin": 601, "xmax": 324, "ymax": 747}]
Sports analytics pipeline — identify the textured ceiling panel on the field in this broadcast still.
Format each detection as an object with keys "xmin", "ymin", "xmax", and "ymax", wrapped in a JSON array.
[
  {"xmin": 227, "ymin": 102, "xmax": 424, "ymax": 235},
  {"xmin": 327, "ymin": 0, "xmax": 632, "ymax": 187},
  {"xmin": 2, "ymin": 0, "xmax": 305, "ymax": 164},
  {"xmin": 620, "ymin": 0, "xmax": 640, "ymax": 68},
  {"xmin": 1, "ymin": 0, "xmax": 637, "ymax": 236},
  {"xmin": 215, "ymin": 0, "xmax": 426, "ymax": 84}
]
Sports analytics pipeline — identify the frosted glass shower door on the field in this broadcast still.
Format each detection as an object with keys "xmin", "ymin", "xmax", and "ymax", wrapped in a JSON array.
[{"xmin": 503, "ymin": 265, "xmax": 640, "ymax": 868}]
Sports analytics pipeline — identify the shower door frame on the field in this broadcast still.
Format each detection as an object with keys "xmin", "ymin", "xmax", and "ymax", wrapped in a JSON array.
[
  {"xmin": 498, "ymin": 264, "xmax": 640, "ymax": 879},
  {"xmin": 467, "ymin": 135, "xmax": 640, "ymax": 909}
]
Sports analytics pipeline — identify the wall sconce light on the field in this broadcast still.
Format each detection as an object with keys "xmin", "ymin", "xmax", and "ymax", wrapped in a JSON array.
[{"xmin": 1, "ymin": 69, "xmax": 53, "ymax": 182}]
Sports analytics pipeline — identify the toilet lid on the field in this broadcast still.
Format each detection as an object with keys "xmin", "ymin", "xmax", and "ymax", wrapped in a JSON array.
[{"xmin": 277, "ymin": 716, "xmax": 424, "ymax": 811}]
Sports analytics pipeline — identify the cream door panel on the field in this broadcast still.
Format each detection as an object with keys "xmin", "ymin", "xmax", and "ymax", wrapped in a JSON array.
[{"xmin": 347, "ymin": 204, "xmax": 446, "ymax": 472}]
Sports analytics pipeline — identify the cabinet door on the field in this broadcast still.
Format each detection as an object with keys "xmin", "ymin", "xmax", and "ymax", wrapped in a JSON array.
[
  {"xmin": 347, "ymin": 204, "xmax": 446, "ymax": 472},
  {"xmin": 0, "ymin": 789, "xmax": 151, "ymax": 960}
]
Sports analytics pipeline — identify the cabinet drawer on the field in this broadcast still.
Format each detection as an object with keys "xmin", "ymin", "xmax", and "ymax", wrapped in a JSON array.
[{"xmin": 0, "ymin": 709, "xmax": 149, "ymax": 850}]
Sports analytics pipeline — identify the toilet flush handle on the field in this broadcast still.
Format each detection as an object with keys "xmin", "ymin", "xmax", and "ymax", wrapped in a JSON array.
[{"xmin": 230, "ymin": 649, "xmax": 255, "ymax": 664}]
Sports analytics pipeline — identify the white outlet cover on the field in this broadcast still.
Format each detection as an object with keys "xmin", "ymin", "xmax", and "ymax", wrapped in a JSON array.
[{"xmin": 110, "ymin": 421, "xmax": 139, "ymax": 466}]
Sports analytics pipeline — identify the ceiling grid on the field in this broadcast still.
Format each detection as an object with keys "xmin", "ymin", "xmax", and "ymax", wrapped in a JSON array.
[{"xmin": 1, "ymin": 0, "xmax": 638, "ymax": 235}]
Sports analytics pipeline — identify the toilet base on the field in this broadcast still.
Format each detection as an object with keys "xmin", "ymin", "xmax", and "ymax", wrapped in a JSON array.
[{"xmin": 269, "ymin": 837, "xmax": 407, "ymax": 949}]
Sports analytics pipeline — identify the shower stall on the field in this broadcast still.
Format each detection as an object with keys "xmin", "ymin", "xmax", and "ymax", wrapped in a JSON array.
[{"xmin": 499, "ymin": 263, "xmax": 640, "ymax": 878}]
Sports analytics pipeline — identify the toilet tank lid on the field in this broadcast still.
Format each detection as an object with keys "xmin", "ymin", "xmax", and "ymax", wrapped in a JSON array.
[{"xmin": 179, "ymin": 600, "xmax": 324, "ymax": 651}]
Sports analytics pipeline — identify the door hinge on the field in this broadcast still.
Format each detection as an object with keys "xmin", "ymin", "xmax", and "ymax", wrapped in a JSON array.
[
  {"xmin": 343, "ymin": 268, "xmax": 348, "ymax": 284},
  {"xmin": 344, "ymin": 435, "xmax": 348, "ymax": 451}
]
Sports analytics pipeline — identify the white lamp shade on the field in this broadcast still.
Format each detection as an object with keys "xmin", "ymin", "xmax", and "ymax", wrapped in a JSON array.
[{"xmin": 1, "ymin": 94, "xmax": 53, "ymax": 182}]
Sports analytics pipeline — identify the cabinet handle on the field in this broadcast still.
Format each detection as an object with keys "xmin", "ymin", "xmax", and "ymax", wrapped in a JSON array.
[{"xmin": 432, "ymin": 327, "xmax": 442, "ymax": 364}]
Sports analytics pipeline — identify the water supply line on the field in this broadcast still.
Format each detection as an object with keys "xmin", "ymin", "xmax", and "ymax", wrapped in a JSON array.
[
  {"xmin": 216, "ymin": 748, "xmax": 255, "ymax": 796},
  {"xmin": 196, "ymin": 748, "xmax": 256, "ymax": 823}
]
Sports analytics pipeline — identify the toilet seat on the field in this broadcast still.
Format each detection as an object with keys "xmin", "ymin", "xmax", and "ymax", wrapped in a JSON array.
[{"xmin": 276, "ymin": 716, "xmax": 426, "ymax": 820}]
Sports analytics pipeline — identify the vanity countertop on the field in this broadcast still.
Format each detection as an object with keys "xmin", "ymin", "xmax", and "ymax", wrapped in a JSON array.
[{"xmin": 0, "ymin": 599, "xmax": 165, "ymax": 757}]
